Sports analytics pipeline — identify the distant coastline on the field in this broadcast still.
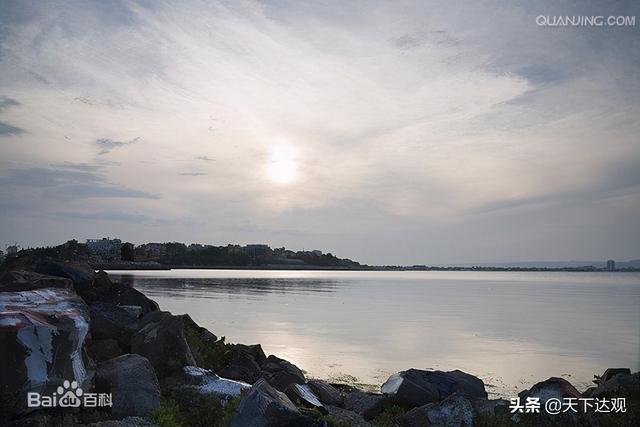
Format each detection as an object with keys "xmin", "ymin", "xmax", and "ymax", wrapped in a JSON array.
[{"xmin": 94, "ymin": 261, "xmax": 640, "ymax": 273}]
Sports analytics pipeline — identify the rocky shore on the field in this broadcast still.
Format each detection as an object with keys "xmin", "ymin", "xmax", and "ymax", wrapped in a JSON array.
[{"xmin": 1, "ymin": 254, "xmax": 638, "ymax": 427}]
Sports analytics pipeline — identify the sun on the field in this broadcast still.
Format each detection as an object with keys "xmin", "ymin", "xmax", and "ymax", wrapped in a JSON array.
[{"xmin": 266, "ymin": 145, "xmax": 298, "ymax": 184}]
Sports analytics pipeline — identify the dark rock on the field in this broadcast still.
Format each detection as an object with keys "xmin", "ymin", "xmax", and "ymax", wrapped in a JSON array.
[
  {"xmin": 231, "ymin": 378, "xmax": 319, "ymax": 427},
  {"xmin": 308, "ymin": 379, "xmax": 342, "ymax": 406},
  {"xmin": 326, "ymin": 405, "xmax": 370, "ymax": 427},
  {"xmin": 84, "ymin": 417, "xmax": 157, "ymax": 427},
  {"xmin": 381, "ymin": 369, "xmax": 487, "ymax": 410},
  {"xmin": 99, "ymin": 282, "xmax": 158, "ymax": 315},
  {"xmin": 94, "ymin": 354, "xmax": 160, "ymax": 418},
  {"xmin": 89, "ymin": 302, "xmax": 138, "ymax": 350},
  {"xmin": 344, "ymin": 390, "xmax": 385, "ymax": 420},
  {"xmin": 30, "ymin": 258, "xmax": 98, "ymax": 303},
  {"xmin": 285, "ymin": 383, "xmax": 328, "ymax": 415},
  {"xmin": 179, "ymin": 313, "xmax": 217, "ymax": 342},
  {"xmin": 181, "ymin": 365, "xmax": 250, "ymax": 401},
  {"xmin": 399, "ymin": 394, "xmax": 475, "ymax": 427},
  {"xmin": 130, "ymin": 311, "xmax": 195, "ymax": 377},
  {"xmin": 593, "ymin": 367, "xmax": 632, "ymax": 385},
  {"xmin": 0, "ymin": 288, "xmax": 92, "ymax": 419},
  {"xmin": 518, "ymin": 377, "xmax": 581, "ymax": 402},
  {"xmin": 472, "ymin": 398, "xmax": 510, "ymax": 417},
  {"xmin": 86, "ymin": 338, "xmax": 124, "ymax": 362},
  {"xmin": 259, "ymin": 355, "xmax": 306, "ymax": 391},
  {"xmin": 587, "ymin": 371, "xmax": 639, "ymax": 398},
  {"xmin": 217, "ymin": 344, "xmax": 266, "ymax": 384},
  {"xmin": 0, "ymin": 270, "xmax": 73, "ymax": 292},
  {"xmin": 93, "ymin": 270, "xmax": 114, "ymax": 295}
]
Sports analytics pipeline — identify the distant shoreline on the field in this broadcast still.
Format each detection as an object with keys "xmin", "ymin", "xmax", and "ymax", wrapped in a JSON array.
[{"xmin": 94, "ymin": 262, "xmax": 640, "ymax": 273}]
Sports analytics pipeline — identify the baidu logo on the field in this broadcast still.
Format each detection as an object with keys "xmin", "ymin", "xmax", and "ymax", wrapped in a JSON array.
[{"xmin": 27, "ymin": 380, "xmax": 112, "ymax": 408}]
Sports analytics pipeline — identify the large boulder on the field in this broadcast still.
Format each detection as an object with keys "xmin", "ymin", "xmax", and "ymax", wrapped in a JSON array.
[
  {"xmin": 518, "ymin": 377, "xmax": 581, "ymax": 402},
  {"xmin": 0, "ymin": 270, "xmax": 73, "ymax": 292},
  {"xmin": 399, "ymin": 394, "xmax": 475, "ymax": 427},
  {"xmin": 586, "ymin": 371, "xmax": 639, "ymax": 398},
  {"xmin": 343, "ymin": 389, "xmax": 385, "ymax": 420},
  {"xmin": 130, "ymin": 311, "xmax": 196, "ymax": 377},
  {"xmin": 381, "ymin": 369, "xmax": 487, "ymax": 410},
  {"xmin": 308, "ymin": 379, "xmax": 342, "ymax": 406},
  {"xmin": 285, "ymin": 383, "xmax": 328, "ymax": 415},
  {"xmin": 231, "ymin": 378, "xmax": 320, "ymax": 427},
  {"xmin": 181, "ymin": 366, "xmax": 250, "ymax": 401},
  {"xmin": 259, "ymin": 355, "xmax": 306, "ymax": 391},
  {"xmin": 217, "ymin": 344, "xmax": 267, "ymax": 383},
  {"xmin": 0, "ymin": 288, "xmax": 92, "ymax": 419},
  {"xmin": 26, "ymin": 257, "xmax": 98, "ymax": 302},
  {"xmin": 326, "ymin": 405, "xmax": 369, "ymax": 427},
  {"xmin": 89, "ymin": 302, "xmax": 138, "ymax": 350},
  {"xmin": 86, "ymin": 338, "xmax": 124, "ymax": 362},
  {"xmin": 99, "ymin": 281, "xmax": 159, "ymax": 315},
  {"xmin": 94, "ymin": 354, "xmax": 161, "ymax": 419}
]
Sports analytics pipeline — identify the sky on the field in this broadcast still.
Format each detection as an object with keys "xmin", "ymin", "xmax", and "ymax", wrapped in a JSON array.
[{"xmin": 0, "ymin": 0, "xmax": 639, "ymax": 265}]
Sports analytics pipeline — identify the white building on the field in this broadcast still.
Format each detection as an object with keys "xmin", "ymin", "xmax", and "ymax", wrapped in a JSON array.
[{"xmin": 86, "ymin": 238, "xmax": 122, "ymax": 261}]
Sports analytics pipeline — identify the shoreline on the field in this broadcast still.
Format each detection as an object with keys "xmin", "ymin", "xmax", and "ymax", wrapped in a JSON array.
[{"xmin": 94, "ymin": 262, "xmax": 640, "ymax": 273}]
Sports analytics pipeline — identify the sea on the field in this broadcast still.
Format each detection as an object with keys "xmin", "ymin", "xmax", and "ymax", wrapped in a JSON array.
[{"xmin": 108, "ymin": 269, "xmax": 640, "ymax": 397}]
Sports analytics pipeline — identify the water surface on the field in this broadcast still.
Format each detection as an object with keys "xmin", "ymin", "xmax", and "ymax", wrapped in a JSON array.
[{"xmin": 108, "ymin": 269, "xmax": 640, "ymax": 397}]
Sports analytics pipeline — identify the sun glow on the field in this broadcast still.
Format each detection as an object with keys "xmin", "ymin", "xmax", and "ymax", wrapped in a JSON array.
[{"xmin": 266, "ymin": 145, "xmax": 298, "ymax": 184}]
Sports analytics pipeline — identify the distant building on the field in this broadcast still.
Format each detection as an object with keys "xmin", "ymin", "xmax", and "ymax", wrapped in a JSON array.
[
  {"xmin": 86, "ymin": 238, "xmax": 122, "ymax": 261},
  {"xmin": 6, "ymin": 245, "xmax": 19, "ymax": 256},
  {"xmin": 606, "ymin": 259, "xmax": 616, "ymax": 271}
]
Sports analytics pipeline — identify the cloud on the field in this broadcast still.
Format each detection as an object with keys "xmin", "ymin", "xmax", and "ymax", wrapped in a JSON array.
[
  {"xmin": 96, "ymin": 137, "xmax": 139, "ymax": 155},
  {"xmin": 0, "ymin": 166, "xmax": 159, "ymax": 199},
  {"xmin": 0, "ymin": 96, "xmax": 21, "ymax": 111},
  {"xmin": 178, "ymin": 172, "xmax": 208, "ymax": 176},
  {"xmin": 0, "ymin": 121, "xmax": 25, "ymax": 136}
]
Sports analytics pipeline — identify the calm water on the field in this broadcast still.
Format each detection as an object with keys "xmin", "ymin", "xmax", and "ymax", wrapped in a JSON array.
[{"xmin": 108, "ymin": 269, "xmax": 640, "ymax": 397}]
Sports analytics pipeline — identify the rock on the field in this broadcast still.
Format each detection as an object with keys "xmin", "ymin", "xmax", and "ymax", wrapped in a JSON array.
[
  {"xmin": 326, "ymin": 405, "xmax": 370, "ymax": 427},
  {"xmin": 518, "ymin": 377, "xmax": 581, "ymax": 402},
  {"xmin": 29, "ymin": 258, "xmax": 98, "ymax": 303},
  {"xmin": 231, "ymin": 378, "xmax": 319, "ymax": 427},
  {"xmin": 179, "ymin": 313, "xmax": 217, "ymax": 342},
  {"xmin": 119, "ymin": 305, "xmax": 143, "ymax": 319},
  {"xmin": 472, "ymin": 398, "xmax": 510, "ymax": 417},
  {"xmin": 99, "ymin": 282, "xmax": 159, "ymax": 315},
  {"xmin": 85, "ymin": 416, "xmax": 158, "ymax": 427},
  {"xmin": 0, "ymin": 288, "xmax": 92, "ymax": 419},
  {"xmin": 217, "ymin": 344, "xmax": 266, "ymax": 384},
  {"xmin": 86, "ymin": 338, "xmax": 124, "ymax": 362},
  {"xmin": 344, "ymin": 390, "xmax": 385, "ymax": 420},
  {"xmin": 130, "ymin": 311, "xmax": 196, "ymax": 377},
  {"xmin": 285, "ymin": 383, "xmax": 328, "ymax": 415},
  {"xmin": 89, "ymin": 302, "xmax": 138, "ymax": 350},
  {"xmin": 587, "ymin": 371, "xmax": 639, "ymax": 398},
  {"xmin": 381, "ymin": 369, "xmax": 487, "ymax": 409},
  {"xmin": 308, "ymin": 379, "xmax": 342, "ymax": 406},
  {"xmin": 593, "ymin": 367, "xmax": 632, "ymax": 385},
  {"xmin": 399, "ymin": 394, "xmax": 475, "ymax": 427},
  {"xmin": 259, "ymin": 355, "xmax": 306, "ymax": 391},
  {"xmin": 93, "ymin": 270, "xmax": 115, "ymax": 295},
  {"xmin": 94, "ymin": 354, "xmax": 160, "ymax": 419},
  {"xmin": 182, "ymin": 365, "xmax": 250, "ymax": 400},
  {"xmin": 0, "ymin": 270, "xmax": 73, "ymax": 292}
]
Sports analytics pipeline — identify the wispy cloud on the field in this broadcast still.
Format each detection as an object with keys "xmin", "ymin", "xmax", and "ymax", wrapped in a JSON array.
[{"xmin": 96, "ymin": 137, "xmax": 139, "ymax": 155}]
